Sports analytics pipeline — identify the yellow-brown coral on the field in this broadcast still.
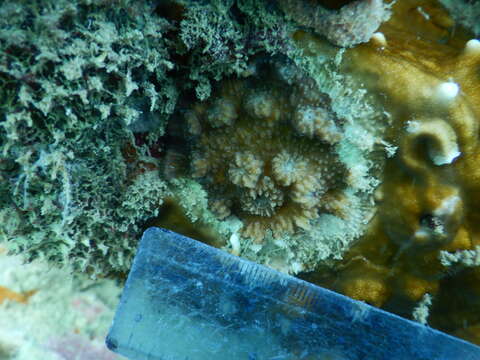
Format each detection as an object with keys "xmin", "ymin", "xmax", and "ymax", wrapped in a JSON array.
[
  {"xmin": 189, "ymin": 74, "xmax": 347, "ymax": 243},
  {"xmin": 184, "ymin": 57, "xmax": 381, "ymax": 265},
  {"xmin": 345, "ymin": 0, "xmax": 480, "ymax": 275},
  {"xmin": 303, "ymin": 0, "xmax": 480, "ymax": 344}
]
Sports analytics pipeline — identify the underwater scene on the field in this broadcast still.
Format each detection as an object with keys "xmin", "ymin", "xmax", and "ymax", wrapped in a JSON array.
[{"xmin": 0, "ymin": 0, "xmax": 480, "ymax": 358}]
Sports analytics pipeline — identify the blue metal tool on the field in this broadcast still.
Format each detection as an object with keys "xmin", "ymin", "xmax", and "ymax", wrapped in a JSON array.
[{"xmin": 106, "ymin": 227, "xmax": 480, "ymax": 359}]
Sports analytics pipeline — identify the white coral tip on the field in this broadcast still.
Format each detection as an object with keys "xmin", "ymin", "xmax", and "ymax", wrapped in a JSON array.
[
  {"xmin": 371, "ymin": 32, "xmax": 387, "ymax": 47},
  {"xmin": 436, "ymin": 148, "xmax": 461, "ymax": 165},
  {"xmin": 435, "ymin": 81, "xmax": 459, "ymax": 102},
  {"xmin": 464, "ymin": 39, "xmax": 480, "ymax": 56},
  {"xmin": 433, "ymin": 194, "xmax": 461, "ymax": 217},
  {"xmin": 229, "ymin": 233, "xmax": 241, "ymax": 256}
]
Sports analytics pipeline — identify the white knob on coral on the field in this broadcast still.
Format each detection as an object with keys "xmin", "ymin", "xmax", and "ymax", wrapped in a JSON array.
[
  {"xmin": 464, "ymin": 39, "xmax": 480, "ymax": 56},
  {"xmin": 371, "ymin": 32, "xmax": 387, "ymax": 47},
  {"xmin": 435, "ymin": 81, "xmax": 459, "ymax": 103}
]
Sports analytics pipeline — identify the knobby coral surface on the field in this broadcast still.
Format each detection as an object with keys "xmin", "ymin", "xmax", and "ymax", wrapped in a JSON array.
[
  {"xmin": 190, "ymin": 69, "xmax": 347, "ymax": 241},
  {"xmin": 183, "ymin": 56, "xmax": 384, "ymax": 273},
  {"xmin": 303, "ymin": 0, "xmax": 480, "ymax": 344},
  {"xmin": 3, "ymin": 0, "xmax": 480, "ymax": 348}
]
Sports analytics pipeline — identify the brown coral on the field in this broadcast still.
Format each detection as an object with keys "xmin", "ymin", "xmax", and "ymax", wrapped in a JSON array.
[
  {"xmin": 228, "ymin": 152, "xmax": 264, "ymax": 189},
  {"xmin": 187, "ymin": 61, "xmax": 352, "ymax": 243},
  {"xmin": 343, "ymin": 0, "xmax": 480, "ymax": 259},
  {"xmin": 302, "ymin": 0, "xmax": 480, "ymax": 344},
  {"xmin": 271, "ymin": 150, "xmax": 307, "ymax": 186},
  {"xmin": 292, "ymin": 105, "xmax": 342, "ymax": 143}
]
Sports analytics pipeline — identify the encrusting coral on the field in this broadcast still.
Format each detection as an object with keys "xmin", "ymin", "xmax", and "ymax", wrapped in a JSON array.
[
  {"xmin": 298, "ymin": 0, "xmax": 480, "ymax": 344},
  {"xmin": 3, "ymin": 0, "xmax": 480, "ymax": 348}
]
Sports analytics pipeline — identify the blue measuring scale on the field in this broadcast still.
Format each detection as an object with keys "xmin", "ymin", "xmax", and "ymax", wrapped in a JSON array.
[{"xmin": 106, "ymin": 227, "xmax": 480, "ymax": 359}]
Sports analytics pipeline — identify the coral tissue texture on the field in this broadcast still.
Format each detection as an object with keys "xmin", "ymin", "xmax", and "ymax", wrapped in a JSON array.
[
  {"xmin": 190, "ymin": 67, "xmax": 346, "ymax": 241},
  {"xmin": 308, "ymin": 0, "xmax": 480, "ymax": 345},
  {"xmin": 0, "ymin": 0, "xmax": 386, "ymax": 277},
  {"xmin": 185, "ymin": 57, "xmax": 382, "ymax": 273}
]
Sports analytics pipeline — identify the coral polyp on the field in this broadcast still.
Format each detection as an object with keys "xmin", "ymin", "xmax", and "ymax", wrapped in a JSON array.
[
  {"xmin": 189, "ymin": 75, "xmax": 346, "ymax": 242},
  {"xmin": 184, "ymin": 58, "xmax": 382, "ymax": 271}
]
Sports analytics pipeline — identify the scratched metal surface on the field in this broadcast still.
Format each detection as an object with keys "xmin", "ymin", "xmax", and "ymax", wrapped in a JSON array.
[{"xmin": 106, "ymin": 227, "xmax": 480, "ymax": 360}]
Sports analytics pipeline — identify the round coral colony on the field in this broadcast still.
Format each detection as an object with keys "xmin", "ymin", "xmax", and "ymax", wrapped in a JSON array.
[{"xmin": 187, "ymin": 60, "xmax": 352, "ymax": 243}]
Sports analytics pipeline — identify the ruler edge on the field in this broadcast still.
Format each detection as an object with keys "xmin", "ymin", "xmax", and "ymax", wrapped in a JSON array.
[{"xmin": 106, "ymin": 226, "xmax": 480, "ymax": 358}]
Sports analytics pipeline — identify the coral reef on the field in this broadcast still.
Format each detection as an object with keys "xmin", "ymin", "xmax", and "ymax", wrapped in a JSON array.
[
  {"xmin": 2, "ymin": 0, "xmax": 479, "ymax": 349},
  {"xmin": 0, "ymin": 0, "xmax": 388, "ymax": 276},
  {"xmin": 277, "ymin": 0, "xmax": 392, "ymax": 47},
  {"xmin": 0, "ymin": 0, "xmax": 390, "ymax": 277}
]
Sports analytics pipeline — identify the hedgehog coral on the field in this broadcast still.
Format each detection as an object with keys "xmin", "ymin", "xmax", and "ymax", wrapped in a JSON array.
[
  {"xmin": 229, "ymin": 152, "xmax": 264, "ymax": 189},
  {"xmin": 271, "ymin": 150, "xmax": 307, "ymax": 186},
  {"xmin": 292, "ymin": 105, "xmax": 342, "ymax": 143}
]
